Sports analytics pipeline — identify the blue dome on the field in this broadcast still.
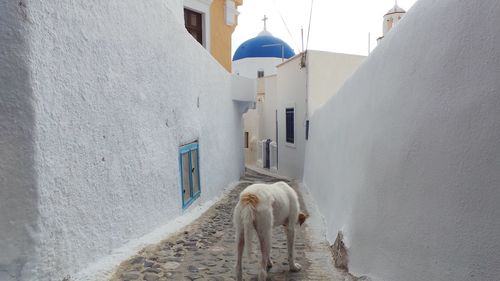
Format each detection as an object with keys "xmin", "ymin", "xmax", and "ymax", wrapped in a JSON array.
[{"xmin": 233, "ymin": 35, "xmax": 295, "ymax": 61}]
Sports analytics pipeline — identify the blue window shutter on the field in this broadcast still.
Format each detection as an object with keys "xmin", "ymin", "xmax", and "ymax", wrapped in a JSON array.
[
  {"xmin": 286, "ymin": 108, "xmax": 294, "ymax": 143},
  {"xmin": 179, "ymin": 142, "xmax": 201, "ymax": 209}
]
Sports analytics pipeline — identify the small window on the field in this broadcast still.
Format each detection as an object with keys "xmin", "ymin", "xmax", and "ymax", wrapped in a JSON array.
[
  {"xmin": 184, "ymin": 9, "xmax": 203, "ymax": 45},
  {"xmin": 305, "ymin": 120, "xmax": 309, "ymax": 140},
  {"xmin": 244, "ymin": 132, "xmax": 249, "ymax": 148},
  {"xmin": 285, "ymin": 108, "xmax": 294, "ymax": 144},
  {"xmin": 257, "ymin": 70, "xmax": 265, "ymax": 78},
  {"xmin": 179, "ymin": 141, "xmax": 201, "ymax": 209}
]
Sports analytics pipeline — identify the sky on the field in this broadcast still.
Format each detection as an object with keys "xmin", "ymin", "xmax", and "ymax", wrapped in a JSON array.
[{"xmin": 232, "ymin": 0, "xmax": 418, "ymax": 57}]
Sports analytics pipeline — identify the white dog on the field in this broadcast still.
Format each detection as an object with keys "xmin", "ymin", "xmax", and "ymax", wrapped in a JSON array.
[{"xmin": 233, "ymin": 181, "xmax": 307, "ymax": 281}]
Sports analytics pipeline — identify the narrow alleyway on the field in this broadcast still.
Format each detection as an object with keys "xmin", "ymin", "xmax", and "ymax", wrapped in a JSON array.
[{"xmin": 110, "ymin": 169, "xmax": 357, "ymax": 281}]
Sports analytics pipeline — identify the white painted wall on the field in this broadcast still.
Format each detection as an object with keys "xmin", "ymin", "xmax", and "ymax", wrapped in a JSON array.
[
  {"xmin": 232, "ymin": 57, "xmax": 283, "ymax": 78},
  {"xmin": 303, "ymin": 1, "xmax": 500, "ymax": 280},
  {"xmin": 0, "ymin": 3, "xmax": 38, "ymax": 281},
  {"xmin": 0, "ymin": 1, "xmax": 250, "ymax": 280},
  {"xmin": 259, "ymin": 75, "xmax": 279, "ymax": 142},
  {"xmin": 231, "ymin": 74, "xmax": 256, "ymax": 102},
  {"xmin": 276, "ymin": 56, "xmax": 307, "ymax": 179},
  {"xmin": 274, "ymin": 51, "xmax": 363, "ymax": 180},
  {"xmin": 308, "ymin": 51, "xmax": 365, "ymax": 114},
  {"xmin": 243, "ymin": 105, "xmax": 259, "ymax": 165}
]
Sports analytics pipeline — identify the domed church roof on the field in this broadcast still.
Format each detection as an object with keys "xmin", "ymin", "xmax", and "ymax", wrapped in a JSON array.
[{"xmin": 232, "ymin": 33, "xmax": 295, "ymax": 61}]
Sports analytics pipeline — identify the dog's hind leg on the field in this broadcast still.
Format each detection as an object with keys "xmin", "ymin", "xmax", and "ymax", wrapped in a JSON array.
[
  {"xmin": 235, "ymin": 228, "xmax": 244, "ymax": 281},
  {"xmin": 256, "ymin": 212, "xmax": 272, "ymax": 281},
  {"xmin": 286, "ymin": 224, "xmax": 302, "ymax": 272}
]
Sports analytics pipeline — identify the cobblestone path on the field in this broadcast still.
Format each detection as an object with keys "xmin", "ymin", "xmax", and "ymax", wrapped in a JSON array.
[{"xmin": 110, "ymin": 169, "xmax": 356, "ymax": 281}]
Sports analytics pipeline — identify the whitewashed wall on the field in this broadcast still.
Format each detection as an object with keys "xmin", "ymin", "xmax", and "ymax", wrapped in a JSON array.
[
  {"xmin": 243, "ymin": 106, "xmax": 259, "ymax": 165},
  {"xmin": 273, "ymin": 51, "xmax": 363, "ymax": 179},
  {"xmin": 0, "ymin": 1, "xmax": 248, "ymax": 280},
  {"xmin": 276, "ymin": 56, "xmax": 307, "ymax": 179},
  {"xmin": 233, "ymin": 57, "xmax": 283, "ymax": 78},
  {"xmin": 259, "ymin": 75, "xmax": 279, "ymax": 141},
  {"xmin": 307, "ymin": 51, "xmax": 365, "ymax": 114},
  {"xmin": 303, "ymin": 1, "xmax": 500, "ymax": 280},
  {"xmin": 0, "ymin": 3, "xmax": 38, "ymax": 281}
]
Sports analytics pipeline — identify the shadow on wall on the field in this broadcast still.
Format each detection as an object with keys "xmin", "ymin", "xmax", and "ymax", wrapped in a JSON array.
[{"xmin": 0, "ymin": 2, "xmax": 38, "ymax": 280}]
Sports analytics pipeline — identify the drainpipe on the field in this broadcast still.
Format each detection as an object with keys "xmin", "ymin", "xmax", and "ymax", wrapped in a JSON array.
[{"xmin": 302, "ymin": 51, "xmax": 310, "ymax": 140}]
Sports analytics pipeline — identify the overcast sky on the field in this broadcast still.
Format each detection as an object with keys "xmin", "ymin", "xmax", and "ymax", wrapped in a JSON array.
[{"xmin": 232, "ymin": 0, "xmax": 418, "ymax": 57}]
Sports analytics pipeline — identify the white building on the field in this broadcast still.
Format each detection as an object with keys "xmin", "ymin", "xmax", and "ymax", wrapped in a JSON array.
[
  {"xmin": 237, "ymin": 47, "xmax": 365, "ymax": 179},
  {"xmin": 0, "ymin": 1, "xmax": 253, "ymax": 280},
  {"xmin": 304, "ymin": 0, "xmax": 500, "ymax": 280}
]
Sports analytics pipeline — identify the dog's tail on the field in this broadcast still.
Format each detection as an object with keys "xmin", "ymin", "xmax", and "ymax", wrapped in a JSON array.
[{"xmin": 240, "ymin": 193, "xmax": 259, "ymax": 257}]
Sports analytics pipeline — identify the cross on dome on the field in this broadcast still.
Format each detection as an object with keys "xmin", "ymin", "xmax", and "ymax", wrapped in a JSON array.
[{"xmin": 258, "ymin": 15, "xmax": 272, "ymax": 37}]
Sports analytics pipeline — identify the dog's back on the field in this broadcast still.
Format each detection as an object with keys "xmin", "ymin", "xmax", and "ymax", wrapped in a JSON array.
[{"xmin": 238, "ymin": 181, "xmax": 297, "ymax": 206}]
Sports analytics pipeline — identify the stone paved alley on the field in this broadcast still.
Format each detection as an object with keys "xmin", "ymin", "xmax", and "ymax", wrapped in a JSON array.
[{"xmin": 110, "ymin": 169, "xmax": 359, "ymax": 281}]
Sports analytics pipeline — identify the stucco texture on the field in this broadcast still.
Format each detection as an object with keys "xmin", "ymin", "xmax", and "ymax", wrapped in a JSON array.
[
  {"xmin": 1, "ymin": 1, "xmax": 246, "ymax": 280},
  {"xmin": 303, "ymin": 0, "xmax": 500, "ymax": 280},
  {"xmin": 0, "ymin": 2, "xmax": 38, "ymax": 280}
]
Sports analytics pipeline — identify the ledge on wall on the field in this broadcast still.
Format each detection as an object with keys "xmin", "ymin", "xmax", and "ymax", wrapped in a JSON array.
[
  {"xmin": 231, "ymin": 75, "xmax": 256, "ymax": 114},
  {"xmin": 231, "ymin": 74, "xmax": 256, "ymax": 104}
]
